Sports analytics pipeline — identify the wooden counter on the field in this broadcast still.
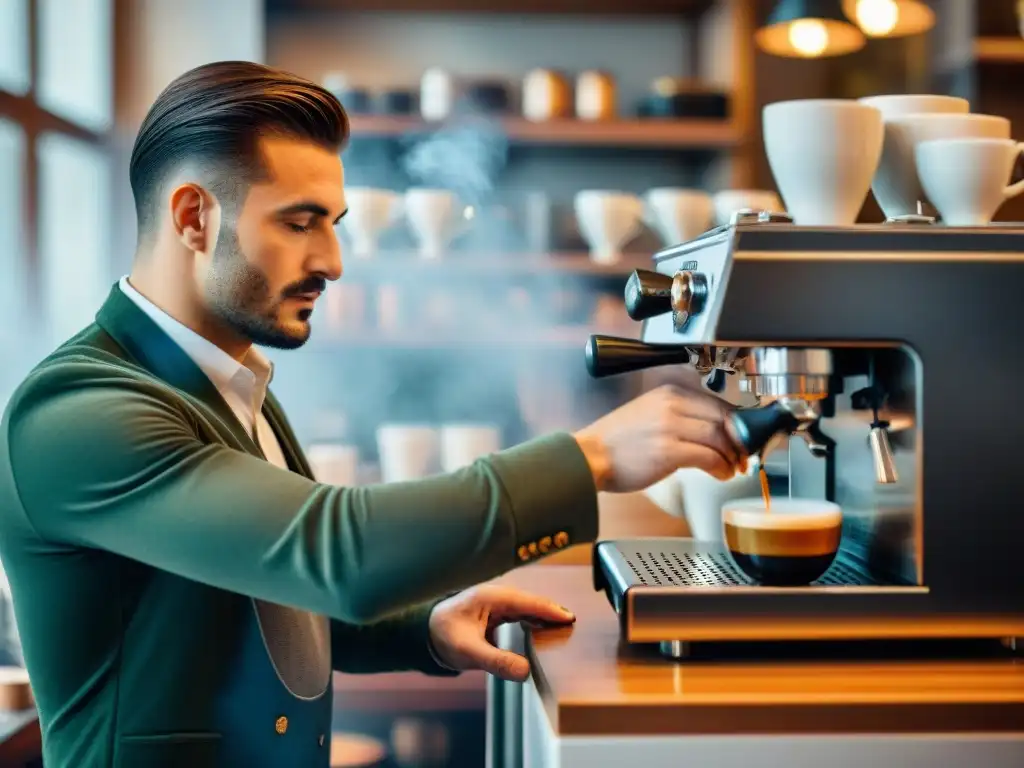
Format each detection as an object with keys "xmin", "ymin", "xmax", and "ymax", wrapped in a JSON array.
[
  {"xmin": 0, "ymin": 708, "xmax": 40, "ymax": 766},
  {"xmin": 488, "ymin": 563, "xmax": 1024, "ymax": 767},
  {"xmin": 333, "ymin": 490, "xmax": 690, "ymax": 711}
]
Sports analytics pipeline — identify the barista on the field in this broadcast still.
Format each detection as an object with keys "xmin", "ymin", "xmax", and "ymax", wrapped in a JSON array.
[{"xmin": 0, "ymin": 60, "xmax": 742, "ymax": 766}]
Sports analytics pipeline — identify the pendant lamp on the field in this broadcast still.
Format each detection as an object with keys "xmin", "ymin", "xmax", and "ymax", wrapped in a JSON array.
[
  {"xmin": 841, "ymin": 0, "xmax": 936, "ymax": 38},
  {"xmin": 757, "ymin": 0, "xmax": 868, "ymax": 59},
  {"xmin": 756, "ymin": 0, "xmax": 867, "ymax": 58}
]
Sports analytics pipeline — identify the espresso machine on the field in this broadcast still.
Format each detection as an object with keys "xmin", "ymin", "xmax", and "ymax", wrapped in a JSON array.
[{"xmin": 586, "ymin": 211, "xmax": 1024, "ymax": 658}]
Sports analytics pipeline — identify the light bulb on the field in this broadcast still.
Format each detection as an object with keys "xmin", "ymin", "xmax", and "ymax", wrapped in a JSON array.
[
  {"xmin": 788, "ymin": 19, "xmax": 829, "ymax": 57},
  {"xmin": 856, "ymin": 0, "xmax": 898, "ymax": 36}
]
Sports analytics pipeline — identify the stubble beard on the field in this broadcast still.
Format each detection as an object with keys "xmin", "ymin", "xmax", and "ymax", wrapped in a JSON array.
[{"xmin": 204, "ymin": 227, "xmax": 313, "ymax": 350}]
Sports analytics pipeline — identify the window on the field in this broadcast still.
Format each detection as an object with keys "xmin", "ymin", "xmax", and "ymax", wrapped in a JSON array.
[
  {"xmin": 0, "ymin": 0, "xmax": 113, "ymax": 355},
  {"xmin": 38, "ymin": 133, "xmax": 112, "ymax": 344},
  {"xmin": 36, "ymin": 0, "xmax": 113, "ymax": 132},
  {"xmin": 0, "ymin": 120, "xmax": 26, "ymax": 308},
  {"xmin": 0, "ymin": 0, "xmax": 30, "ymax": 96},
  {"xmin": 0, "ymin": 119, "xmax": 27, "ymax": 370}
]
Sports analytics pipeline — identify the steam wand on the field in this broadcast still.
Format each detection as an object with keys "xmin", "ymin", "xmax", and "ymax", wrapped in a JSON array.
[{"xmin": 850, "ymin": 356, "xmax": 899, "ymax": 484}]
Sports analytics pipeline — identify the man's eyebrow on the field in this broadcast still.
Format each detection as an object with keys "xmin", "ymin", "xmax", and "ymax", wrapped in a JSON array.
[
  {"xmin": 276, "ymin": 202, "xmax": 332, "ymax": 218},
  {"xmin": 335, "ymin": 208, "xmax": 348, "ymax": 225}
]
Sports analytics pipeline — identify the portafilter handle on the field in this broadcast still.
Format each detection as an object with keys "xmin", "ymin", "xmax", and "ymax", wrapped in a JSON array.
[
  {"xmin": 585, "ymin": 335, "xmax": 692, "ymax": 378},
  {"xmin": 725, "ymin": 401, "xmax": 802, "ymax": 457}
]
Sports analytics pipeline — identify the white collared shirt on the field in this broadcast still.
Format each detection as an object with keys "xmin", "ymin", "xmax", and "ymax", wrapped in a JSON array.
[{"xmin": 117, "ymin": 276, "xmax": 289, "ymax": 470}]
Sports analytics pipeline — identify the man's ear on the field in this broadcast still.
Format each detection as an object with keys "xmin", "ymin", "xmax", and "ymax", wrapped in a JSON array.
[{"xmin": 169, "ymin": 183, "xmax": 221, "ymax": 257}]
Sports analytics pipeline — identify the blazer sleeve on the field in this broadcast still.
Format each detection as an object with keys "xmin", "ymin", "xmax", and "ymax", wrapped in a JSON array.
[
  {"xmin": 328, "ymin": 604, "xmax": 461, "ymax": 676},
  {"xmin": 4, "ymin": 383, "xmax": 599, "ymax": 628}
]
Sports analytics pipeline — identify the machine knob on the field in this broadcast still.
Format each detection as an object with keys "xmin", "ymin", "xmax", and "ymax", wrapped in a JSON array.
[
  {"xmin": 623, "ymin": 269, "xmax": 709, "ymax": 326},
  {"xmin": 585, "ymin": 335, "xmax": 692, "ymax": 378},
  {"xmin": 624, "ymin": 269, "xmax": 674, "ymax": 320}
]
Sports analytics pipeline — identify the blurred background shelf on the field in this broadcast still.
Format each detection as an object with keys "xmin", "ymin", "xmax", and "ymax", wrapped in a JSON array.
[
  {"xmin": 304, "ymin": 325, "xmax": 623, "ymax": 350},
  {"xmin": 347, "ymin": 115, "xmax": 741, "ymax": 148},
  {"xmin": 974, "ymin": 37, "xmax": 1024, "ymax": 63},
  {"xmin": 340, "ymin": 252, "xmax": 651, "ymax": 278},
  {"xmin": 267, "ymin": 0, "xmax": 717, "ymax": 16}
]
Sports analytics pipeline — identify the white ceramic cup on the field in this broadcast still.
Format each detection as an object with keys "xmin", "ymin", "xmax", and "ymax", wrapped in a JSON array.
[
  {"xmin": 643, "ymin": 461, "xmax": 763, "ymax": 542},
  {"xmin": 306, "ymin": 443, "xmax": 360, "ymax": 486},
  {"xmin": 642, "ymin": 188, "xmax": 714, "ymax": 246},
  {"xmin": 763, "ymin": 99, "xmax": 884, "ymax": 226},
  {"xmin": 857, "ymin": 95, "xmax": 970, "ymax": 219},
  {"xmin": 916, "ymin": 138, "xmax": 1024, "ymax": 226},
  {"xmin": 573, "ymin": 190, "xmax": 645, "ymax": 264},
  {"xmin": 340, "ymin": 187, "xmax": 402, "ymax": 258},
  {"xmin": 440, "ymin": 423, "xmax": 501, "ymax": 472},
  {"xmin": 873, "ymin": 112, "xmax": 1009, "ymax": 218},
  {"xmin": 712, "ymin": 189, "xmax": 784, "ymax": 226},
  {"xmin": 376, "ymin": 424, "xmax": 440, "ymax": 482},
  {"xmin": 403, "ymin": 188, "xmax": 470, "ymax": 259}
]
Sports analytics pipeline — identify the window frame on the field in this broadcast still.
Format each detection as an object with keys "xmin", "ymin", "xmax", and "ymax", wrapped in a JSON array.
[{"xmin": 0, "ymin": 0, "xmax": 114, "ymax": 313}]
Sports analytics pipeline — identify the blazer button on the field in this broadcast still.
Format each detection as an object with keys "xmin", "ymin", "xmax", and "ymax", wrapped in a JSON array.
[
  {"xmin": 528, "ymin": 542, "xmax": 538, "ymax": 557},
  {"xmin": 553, "ymin": 531, "xmax": 569, "ymax": 549},
  {"xmin": 517, "ymin": 545, "xmax": 530, "ymax": 561},
  {"xmin": 538, "ymin": 536, "xmax": 552, "ymax": 553},
  {"xmin": 318, "ymin": 733, "xmax": 325, "ymax": 747},
  {"xmin": 275, "ymin": 716, "xmax": 288, "ymax": 735}
]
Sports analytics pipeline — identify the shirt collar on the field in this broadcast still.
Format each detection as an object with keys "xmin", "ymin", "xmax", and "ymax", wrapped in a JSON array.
[{"xmin": 117, "ymin": 276, "xmax": 274, "ymax": 404}]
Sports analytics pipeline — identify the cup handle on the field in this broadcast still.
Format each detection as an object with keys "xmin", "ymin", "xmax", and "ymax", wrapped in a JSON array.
[
  {"xmin": 455, "ymin": 199, "xmax": 477, "ymax": 238},
  {"xmin": 1004, "ymin": 143, "xmax": 1024, "ymax": 199}
]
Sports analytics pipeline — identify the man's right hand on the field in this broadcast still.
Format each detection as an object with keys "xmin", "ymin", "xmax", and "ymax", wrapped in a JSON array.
[{"xmin": 573, "ymin": 384, "xmax": 744, "ymax": 493}]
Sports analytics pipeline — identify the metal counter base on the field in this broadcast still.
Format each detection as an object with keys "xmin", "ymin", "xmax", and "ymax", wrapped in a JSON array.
[
  {"xmin": 519, "ymin": 678, "xmax": 1024, "ymax": 768},
  {"xmin": 487, "ymin": 622, "xmax": 1024, "ymax": 768}
]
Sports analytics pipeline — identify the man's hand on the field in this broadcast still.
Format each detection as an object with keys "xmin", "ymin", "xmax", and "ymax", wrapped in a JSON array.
[
  {"xmin": 573, "ymin": 383, "xmax": 745, "ymax": 493},
  {"xmin": 428, "ymin": 585, "xmax": 575, "ymax": 682}
]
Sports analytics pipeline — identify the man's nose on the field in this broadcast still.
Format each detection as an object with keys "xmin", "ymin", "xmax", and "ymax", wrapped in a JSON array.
[{"xmin": 311, "ymin": 230, "xmax": 343, "ymax": 281}]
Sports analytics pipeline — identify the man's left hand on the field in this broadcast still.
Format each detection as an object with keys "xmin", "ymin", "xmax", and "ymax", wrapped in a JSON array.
[{"xmin": 428, "ymin": 585, "xmax": 576, "ymax": 682}]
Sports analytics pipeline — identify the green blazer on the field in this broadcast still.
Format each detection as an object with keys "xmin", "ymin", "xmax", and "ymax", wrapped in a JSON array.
[{"xmin": 0, "ymin": 283, "xmax": 599, "ymax": 767}]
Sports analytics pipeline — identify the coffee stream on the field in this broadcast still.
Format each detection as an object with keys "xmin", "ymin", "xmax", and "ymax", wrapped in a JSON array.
[{"xmin": 758, "ymin": 452, "xmax": 771, "ymax": 513}]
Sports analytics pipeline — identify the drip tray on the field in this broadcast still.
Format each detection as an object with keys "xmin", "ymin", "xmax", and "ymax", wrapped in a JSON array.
[
  {"xmin": 623, "ymin": 545, "xmax": 879, "ymax": 588},
  {"xmin": 594, "ymin": 538, "xmax": 917, "ymax": 650}
]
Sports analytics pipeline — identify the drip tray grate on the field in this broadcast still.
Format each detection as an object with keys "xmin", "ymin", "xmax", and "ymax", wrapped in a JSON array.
[{"xmin": 624, "ymin": 548, "xmax": 876, "ymax": 587}]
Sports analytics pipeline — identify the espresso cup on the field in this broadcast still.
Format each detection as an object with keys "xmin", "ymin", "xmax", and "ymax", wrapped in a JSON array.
[
  {"xmin": 642, "ymin": 188, "xmax": 714, "ymax": 246},
  {"xmin": 874, "ymin": 113, "xmax": 1010, "ymax": 218},
  {"xmin": 916, "ymin": 138, "xmax": 1024, "ymax": 226},
  {"xmin": 763, "ymin": 99, "xmax": 884, "ymax": 226},
  {"xmin": 439, "ymin": 423, "xmax": 501, "ymax": 472},
  {"xmin": 340, "ymin": 187, "xmax": 402, "ymax": 258},
  {"xmin": 722, "ymin": 497, "xmax": 843, "ymax": 586},
  {"xmin": 856, "ymin": 94, "xmax": 969, "ymax": 219},
  {"xmin": 376, "ymin": 424, "xmax": 440, "ymax": 482},
  {"xmin": 403, "ymin": 188, "xmax": 470, "ymax": 260},
  {"xmin": 573, "ymin": 190, "xmax": 645, "ymax": 264}
]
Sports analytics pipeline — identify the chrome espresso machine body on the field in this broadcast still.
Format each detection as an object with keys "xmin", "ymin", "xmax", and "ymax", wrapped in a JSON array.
[{"xmin": 586, "ymin": 213, "xmax": 1024, "ymax": 657}]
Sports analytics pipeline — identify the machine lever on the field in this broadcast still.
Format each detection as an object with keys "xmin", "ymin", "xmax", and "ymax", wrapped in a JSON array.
[{"xmin": 585, "ymin": 335, "xmax": 692, "ymax": 378}]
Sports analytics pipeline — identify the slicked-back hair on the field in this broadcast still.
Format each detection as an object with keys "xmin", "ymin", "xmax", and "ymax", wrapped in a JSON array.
[{"xmin": 129, "ymin": 60, "xmax": 349, "ymax": 238}]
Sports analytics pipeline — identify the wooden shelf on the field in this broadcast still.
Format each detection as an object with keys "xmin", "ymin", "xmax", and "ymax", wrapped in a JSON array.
[
  {"xmin": 975, "ymin": 37, "xmax": 1024, "ymax": 63},
  {"xmin": 305, "ymin": 324, "xmax": 634, "ymax": 350},
  {"xmin": 268, "ymin": 0, "xmax": 715, "ymax": 16},
  {"xmin": 346, "ymin": 115, "xmax": 740, "ymax": 149},
  {"xmin": 341, "ymin": 252, "xmax": 652, "ymax": 279}
]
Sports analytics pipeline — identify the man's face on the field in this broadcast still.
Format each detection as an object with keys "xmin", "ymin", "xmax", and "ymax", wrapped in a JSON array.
[{"xmin": 203, "ymin": 136, "xmax": 346, "ymax": 349}]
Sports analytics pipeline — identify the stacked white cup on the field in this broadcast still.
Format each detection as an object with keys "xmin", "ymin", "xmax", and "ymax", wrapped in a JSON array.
[
  {"xmin": 851, "ymin": 93, "xmax": 1020, "ymax": 227},
  {"xmin": 763, "ymin": 98, "xmax": 885, "ymax": 226}
]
